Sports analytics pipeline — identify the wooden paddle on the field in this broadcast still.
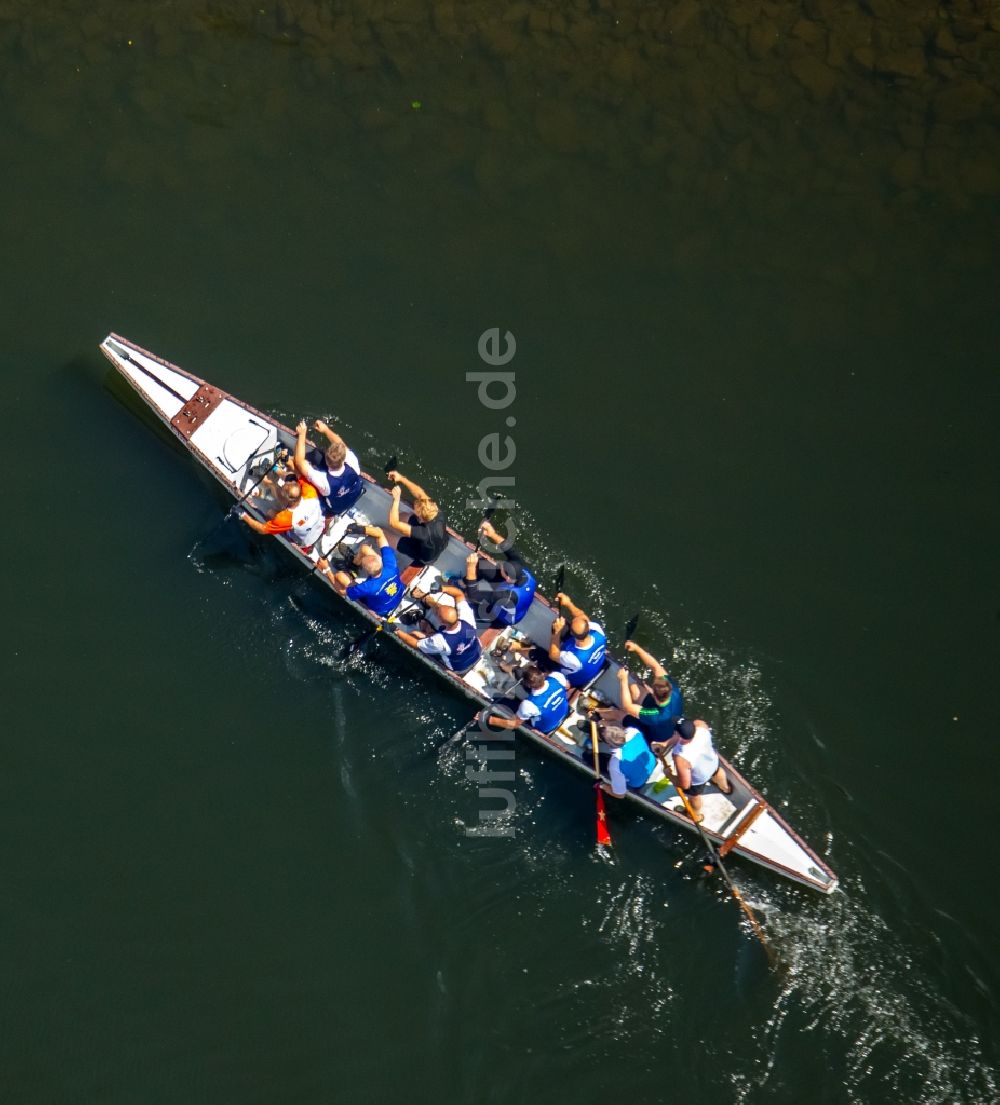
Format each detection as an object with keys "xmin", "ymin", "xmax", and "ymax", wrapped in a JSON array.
[
  {"xmin": 657, "ymin": 751, "xmax": 773, "ymax": 960},
  {"xmin": 590, "ymin": 720, "xmax": 612, "ymax": 847}
]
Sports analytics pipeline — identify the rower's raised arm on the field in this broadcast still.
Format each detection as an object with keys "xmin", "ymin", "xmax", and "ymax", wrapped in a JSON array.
[
  {"xmin": 313, "ymin": 419, "xmax": 337, "ymax": 445},
  {"xmin": 555, "ymin": 591, "xmax": 585, "ymax": 620},
  {"xmin": 387, "ymin": 470, "xmax": 428, "ymax": 501},
  {"xmin": 479, "ymin": 519, "xmax": 501, "ymax": 546},
  {"xmin": 624, "ymin": 640, "xmax": 666, "ymax": 678},
  {"xmin": 478, "ymin": 518, "xmax": 517, "ymax": 554},
  {"xmin": 617, "ymin": 667, "xmax": 642, "ymax": 717},
  {"xmin": 547, "ymin": 615, "xmax": 566, "ymax": 664},
  {"xmin": 387, "ymin": 484, "xmax": 412, "ymax": 537},
  {"xmin": 294, "ymin": 420, "xmax": 309, "ymax": 471}
]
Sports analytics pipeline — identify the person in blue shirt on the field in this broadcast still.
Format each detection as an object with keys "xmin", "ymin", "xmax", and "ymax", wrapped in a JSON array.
[
  {"xmin": 318, "ymin": 525, "xmax": 402, "ymax": 618},
  {"xmin": 486, "ymin": 665, "xmax": 570, "ymax": 736},
  {"xmin": 616, "ymin": 639, "xmax": 685, "ymax": 746},
  {"xmin": 547, "ymin": 591, "xmax": 607, "ymax": 690},
  {"xmin": 464, "ymin": 519, "xmax": 537, "ymax": 627}
]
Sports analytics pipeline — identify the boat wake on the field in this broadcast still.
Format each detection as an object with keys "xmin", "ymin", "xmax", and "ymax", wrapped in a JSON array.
[
  {"xmin": 496, "ymin": 845, "xmax": 998, "ymax": 1103},
  {"xmin": 734, "ymin": 875, "xmax": 999, "ymax": 1104}
]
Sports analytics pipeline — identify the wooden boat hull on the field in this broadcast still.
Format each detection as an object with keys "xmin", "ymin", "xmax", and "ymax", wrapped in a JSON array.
[{"xmin": 101, "ymin": 333, "xmax": 839, "ymax": 895}]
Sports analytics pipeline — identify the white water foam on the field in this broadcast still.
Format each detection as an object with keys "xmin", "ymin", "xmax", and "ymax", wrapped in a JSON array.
[{"xmin": 738, "ymin": 878, "xmax": 999, "ymax": 1104}]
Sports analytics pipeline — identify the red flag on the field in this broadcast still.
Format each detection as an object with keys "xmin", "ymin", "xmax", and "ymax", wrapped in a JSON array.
[{"xmin": 596, "ymin": 786, "xmax": 612, "ymax": 847}]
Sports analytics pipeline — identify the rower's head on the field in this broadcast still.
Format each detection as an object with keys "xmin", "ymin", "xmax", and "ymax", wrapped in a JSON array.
[
  {"xmin": 325, "ymin": 437, "xmax": 347, "ymax": 469},
  {"xmin": 673, "ymin": 717, "xmax": 695, "ymax": 741},
  {"xmin": 570, "ymin": 615, "xmax": 589, "ymax": 640},
  {"xmin": 523, "ymin": 664, "xmax": 547, "ymax": 692},
  {"xmin": 499, "ymin": 559, "xmax": 525, "ymax": 584},
  {"xmin": 439, "ymin": 606, "xmax": 459, "ymax": 628},
  {"xmin": 355, "ymin": 544, "xmax": 383, "ymax": 576},
  {"xmin": 278, "ymin": 480, "xmax": 302, "ymax": 506},
  {"xmin": 651, "ymin": 676, "xmax": 674, "ymax": 704},
  {"xmin": 599, "ymin": 724, "xmax": 628, "ymax": 748},
  {"xmin": 413, "ymin": 496, "xmax": 439, "ymax": 523}
]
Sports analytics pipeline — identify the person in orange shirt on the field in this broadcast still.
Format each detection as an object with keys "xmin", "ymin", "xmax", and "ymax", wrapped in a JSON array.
[{"xmin": 240, "ymin": 477, "xmax": 325, "ymax": 552}]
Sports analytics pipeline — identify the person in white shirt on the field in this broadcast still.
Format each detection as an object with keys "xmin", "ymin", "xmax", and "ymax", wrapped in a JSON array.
[{"xmin": 659, "ymin": 717, "xmax": 733, "ymax": 821}]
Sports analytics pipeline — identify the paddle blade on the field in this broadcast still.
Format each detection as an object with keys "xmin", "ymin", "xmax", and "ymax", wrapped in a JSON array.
[
  {"xmin": 596, "ymin": 787, "xmax": 612, "ymax": 847},
  {"xmin": 554, "ymin": 564, "xmax": 565, "ymax": 598},
  {"xmin": 439, "ymin": 718, "xmax": 476, "ymax": 755},
  {"xmin": 624, "ymin": 612, "xmax": 640, "ymax": 642},
  {"xmin": 342, "ymin": 625, "xmax": 375, "ymax": 659},
  {"xmin": 384, "ymin": 454, "xmax": 398, "ymax": 475}
]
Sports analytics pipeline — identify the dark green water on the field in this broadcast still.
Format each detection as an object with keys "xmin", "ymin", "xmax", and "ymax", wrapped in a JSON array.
[{"xmin": 3, "ymin": 1, "xmax": 999, "ymax": 1101}]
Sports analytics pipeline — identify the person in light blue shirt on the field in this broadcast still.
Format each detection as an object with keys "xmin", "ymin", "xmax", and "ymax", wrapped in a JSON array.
[{"xmin": 597, "ymin": 724, "xmax": 660, "ymax": 797}]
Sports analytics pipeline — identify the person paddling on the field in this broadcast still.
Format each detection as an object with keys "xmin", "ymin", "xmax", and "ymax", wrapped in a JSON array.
[
  {"xmin": 317, "ymin": 525, "xmax": 402, "ymax": 617},
  {"xmin": 465, "ymin": 520, "xmax": 537, "ymax": 627},
  {"xmin": 396, "ymin": 593, "xmax": 482, "ymax": 676},
  {"xmin": 386, "ymin": 469, "xmax": 449, "ymax": 566},
  {"xmin": 595, "ymin": 723, "xmax": 662, "ymax": 798},
  {"xmin": 616, "ymin": 639, "xmax": 685, "ymax": 746},
  {"xmin": 486, "ymin": 664, "xmax": 569, "ymax": 735},
  {"xmin": 239, "ymin": 475, "xmax": 324, "ymax": 553},
  {"xmin": 658, "ymin": 716, "xmax": 733, "ymax": 822},
  {"xmin": 548, "ymin": 592, "xmax": 607, "ymax": 689},
  {"xmin": 292, "ymin": 419, "xmax": 365, "ymax": 520}
]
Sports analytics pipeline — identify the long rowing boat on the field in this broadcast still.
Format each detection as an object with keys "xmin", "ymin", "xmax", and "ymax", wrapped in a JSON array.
[{"xmin": 101, "ymin": 333, "xmax": 838, "ymax": 895}]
